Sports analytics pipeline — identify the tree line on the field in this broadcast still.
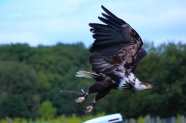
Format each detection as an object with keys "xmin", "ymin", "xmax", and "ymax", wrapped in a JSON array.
[{"xmin": 0, "ymin": 41, "xmax": 185, "ymax": 119}]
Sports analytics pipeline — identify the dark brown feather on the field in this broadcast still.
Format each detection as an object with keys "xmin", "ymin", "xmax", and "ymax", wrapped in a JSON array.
[
  {"xmin": 89, "ymin": 5, "xmax": 146, "ymax": 74},
  {"xmin": 131, "ymin": 48, "xmax": 147, "ymax": 73}
]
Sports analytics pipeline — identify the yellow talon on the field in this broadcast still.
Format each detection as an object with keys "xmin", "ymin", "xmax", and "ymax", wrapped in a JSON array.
[
  {"xmin": 75, "ymin": 97, "xmax": 85, "ymax": 103},
  {"xmin": 85, "ymin": 106, "xmax": 94, "ymax": 113}
]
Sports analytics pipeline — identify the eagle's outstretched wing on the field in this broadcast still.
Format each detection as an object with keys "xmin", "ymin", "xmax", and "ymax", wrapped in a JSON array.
[{"xmin": 89, "ymin": 5, "xmax": 146, "ymax": 74}]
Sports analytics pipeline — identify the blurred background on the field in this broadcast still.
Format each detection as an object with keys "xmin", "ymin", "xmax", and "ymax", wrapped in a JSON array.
[{"xmin": 0, "ymin": 0, "xmax": 186, "ymax": 123}]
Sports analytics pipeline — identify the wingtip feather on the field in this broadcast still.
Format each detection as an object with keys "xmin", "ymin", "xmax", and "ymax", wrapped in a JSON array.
[{"xmin": 101, "ymin": 5, "xmax": 104, "ymax": 9}]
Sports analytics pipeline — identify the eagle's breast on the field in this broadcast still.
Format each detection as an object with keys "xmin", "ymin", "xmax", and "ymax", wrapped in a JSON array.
[{"xmin": 117, "ymin": 73, "xmax": 137, "ymax": 90}]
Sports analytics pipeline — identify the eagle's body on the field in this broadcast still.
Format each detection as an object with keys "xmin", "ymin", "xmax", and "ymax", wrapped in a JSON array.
[{"xmin": 72, "ymin": 5, "xmax": 153, "ymax": 113}]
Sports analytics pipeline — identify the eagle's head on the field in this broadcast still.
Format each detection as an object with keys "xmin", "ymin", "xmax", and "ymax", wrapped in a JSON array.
[{"xmin": 135, "ymin": 82, "xmax": 153, "ymax": 90}]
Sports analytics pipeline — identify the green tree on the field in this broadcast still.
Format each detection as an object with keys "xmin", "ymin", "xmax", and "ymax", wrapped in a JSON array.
[
  {"xmin": 0, "ymin": 61, "xmax": 40, "ymax": 118},
  {"xmin": 0, "ymin": 95, "xmax": 29, "ymax": 118},
  {"xmin": 39, "ymin": 100, "xmax": 57, "ymax": 119}
]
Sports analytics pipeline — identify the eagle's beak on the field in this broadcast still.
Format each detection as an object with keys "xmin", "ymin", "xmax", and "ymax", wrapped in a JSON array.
[{"xmin": 146, "ymin": 84, "xmax": 153, "ymax": 89}]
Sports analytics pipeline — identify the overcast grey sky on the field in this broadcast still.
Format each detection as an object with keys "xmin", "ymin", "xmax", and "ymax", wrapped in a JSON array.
[{"xmin": 0, "ymin": 0, "xmax": 186, "ymax": 47}]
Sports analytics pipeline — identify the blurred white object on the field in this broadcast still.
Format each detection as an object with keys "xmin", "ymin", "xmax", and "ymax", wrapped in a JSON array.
[{"xmin": 83, "ymin": 113, "xmax": 123, "ymax": 123}]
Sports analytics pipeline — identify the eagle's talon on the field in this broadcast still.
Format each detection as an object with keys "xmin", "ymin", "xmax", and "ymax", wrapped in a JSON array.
[
  {"xmin": 75, "ymin": 97, "xmax": 85, "ymax": 103},
  {"xmin": 85, "ymin": 102, "xmax": 96, "ymax": 113},
  {"xmin": 85, "ymin": 106, "xmax": 94, "ymax": 113}
]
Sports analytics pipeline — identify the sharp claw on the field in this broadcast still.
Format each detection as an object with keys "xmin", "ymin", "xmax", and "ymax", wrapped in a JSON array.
[{"xmin": 75, "ymin": 98, "xmax": 78, "ymax": 103}]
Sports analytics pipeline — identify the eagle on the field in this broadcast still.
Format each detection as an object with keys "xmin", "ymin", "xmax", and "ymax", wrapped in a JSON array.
[{"xmin": 61, "ymin": 5, "xmax": 153, "ymax": 113}]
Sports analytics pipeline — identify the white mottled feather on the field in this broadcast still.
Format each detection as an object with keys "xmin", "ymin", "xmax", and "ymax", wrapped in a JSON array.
[{"xmin": 118, "ymin": 73, "xmax": 146, "ymax": 90}]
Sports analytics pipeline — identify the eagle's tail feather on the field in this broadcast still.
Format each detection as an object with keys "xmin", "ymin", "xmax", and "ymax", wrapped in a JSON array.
[{"xmin": 76, "ymin": 70, "xmax": 98, "ymax": 78}]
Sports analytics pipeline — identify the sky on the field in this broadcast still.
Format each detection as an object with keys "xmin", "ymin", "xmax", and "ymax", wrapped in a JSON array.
[{"xmin": 0, "ymin": 0, "xmax": 186, "ymax": 47}]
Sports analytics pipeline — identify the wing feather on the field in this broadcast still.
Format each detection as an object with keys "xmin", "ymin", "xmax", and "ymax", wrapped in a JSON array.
[
  {"xmin": 89, "ymin": 5, "xmax": 146, "ymax": 74},
  {"xmin": 101, "ymin": 13, "xmax": 121, "ymax": 27},
  {"xmin": 101, "ymin": 5, "xmax": 126, "ymax": 25}
]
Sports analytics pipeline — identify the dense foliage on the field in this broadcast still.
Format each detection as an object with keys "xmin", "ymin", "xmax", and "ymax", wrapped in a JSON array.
[{"xmin": 0, "ymin": 41, "xmax": 185, "ymax": 119}]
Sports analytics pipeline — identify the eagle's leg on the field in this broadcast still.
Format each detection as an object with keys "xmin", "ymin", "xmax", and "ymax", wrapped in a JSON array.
[
  {"xmin": 75, "ymin": 82, "xmax": 112, "ymax": 104},
  {"xmin": 85, "ymin": 87, "xmax": 111, "ymax": 113}
]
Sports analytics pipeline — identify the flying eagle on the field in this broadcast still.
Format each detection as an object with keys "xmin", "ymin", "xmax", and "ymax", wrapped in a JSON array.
[{"xmin": 61, "ymin": 5, "xmax": 153, "ymax": 113}]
